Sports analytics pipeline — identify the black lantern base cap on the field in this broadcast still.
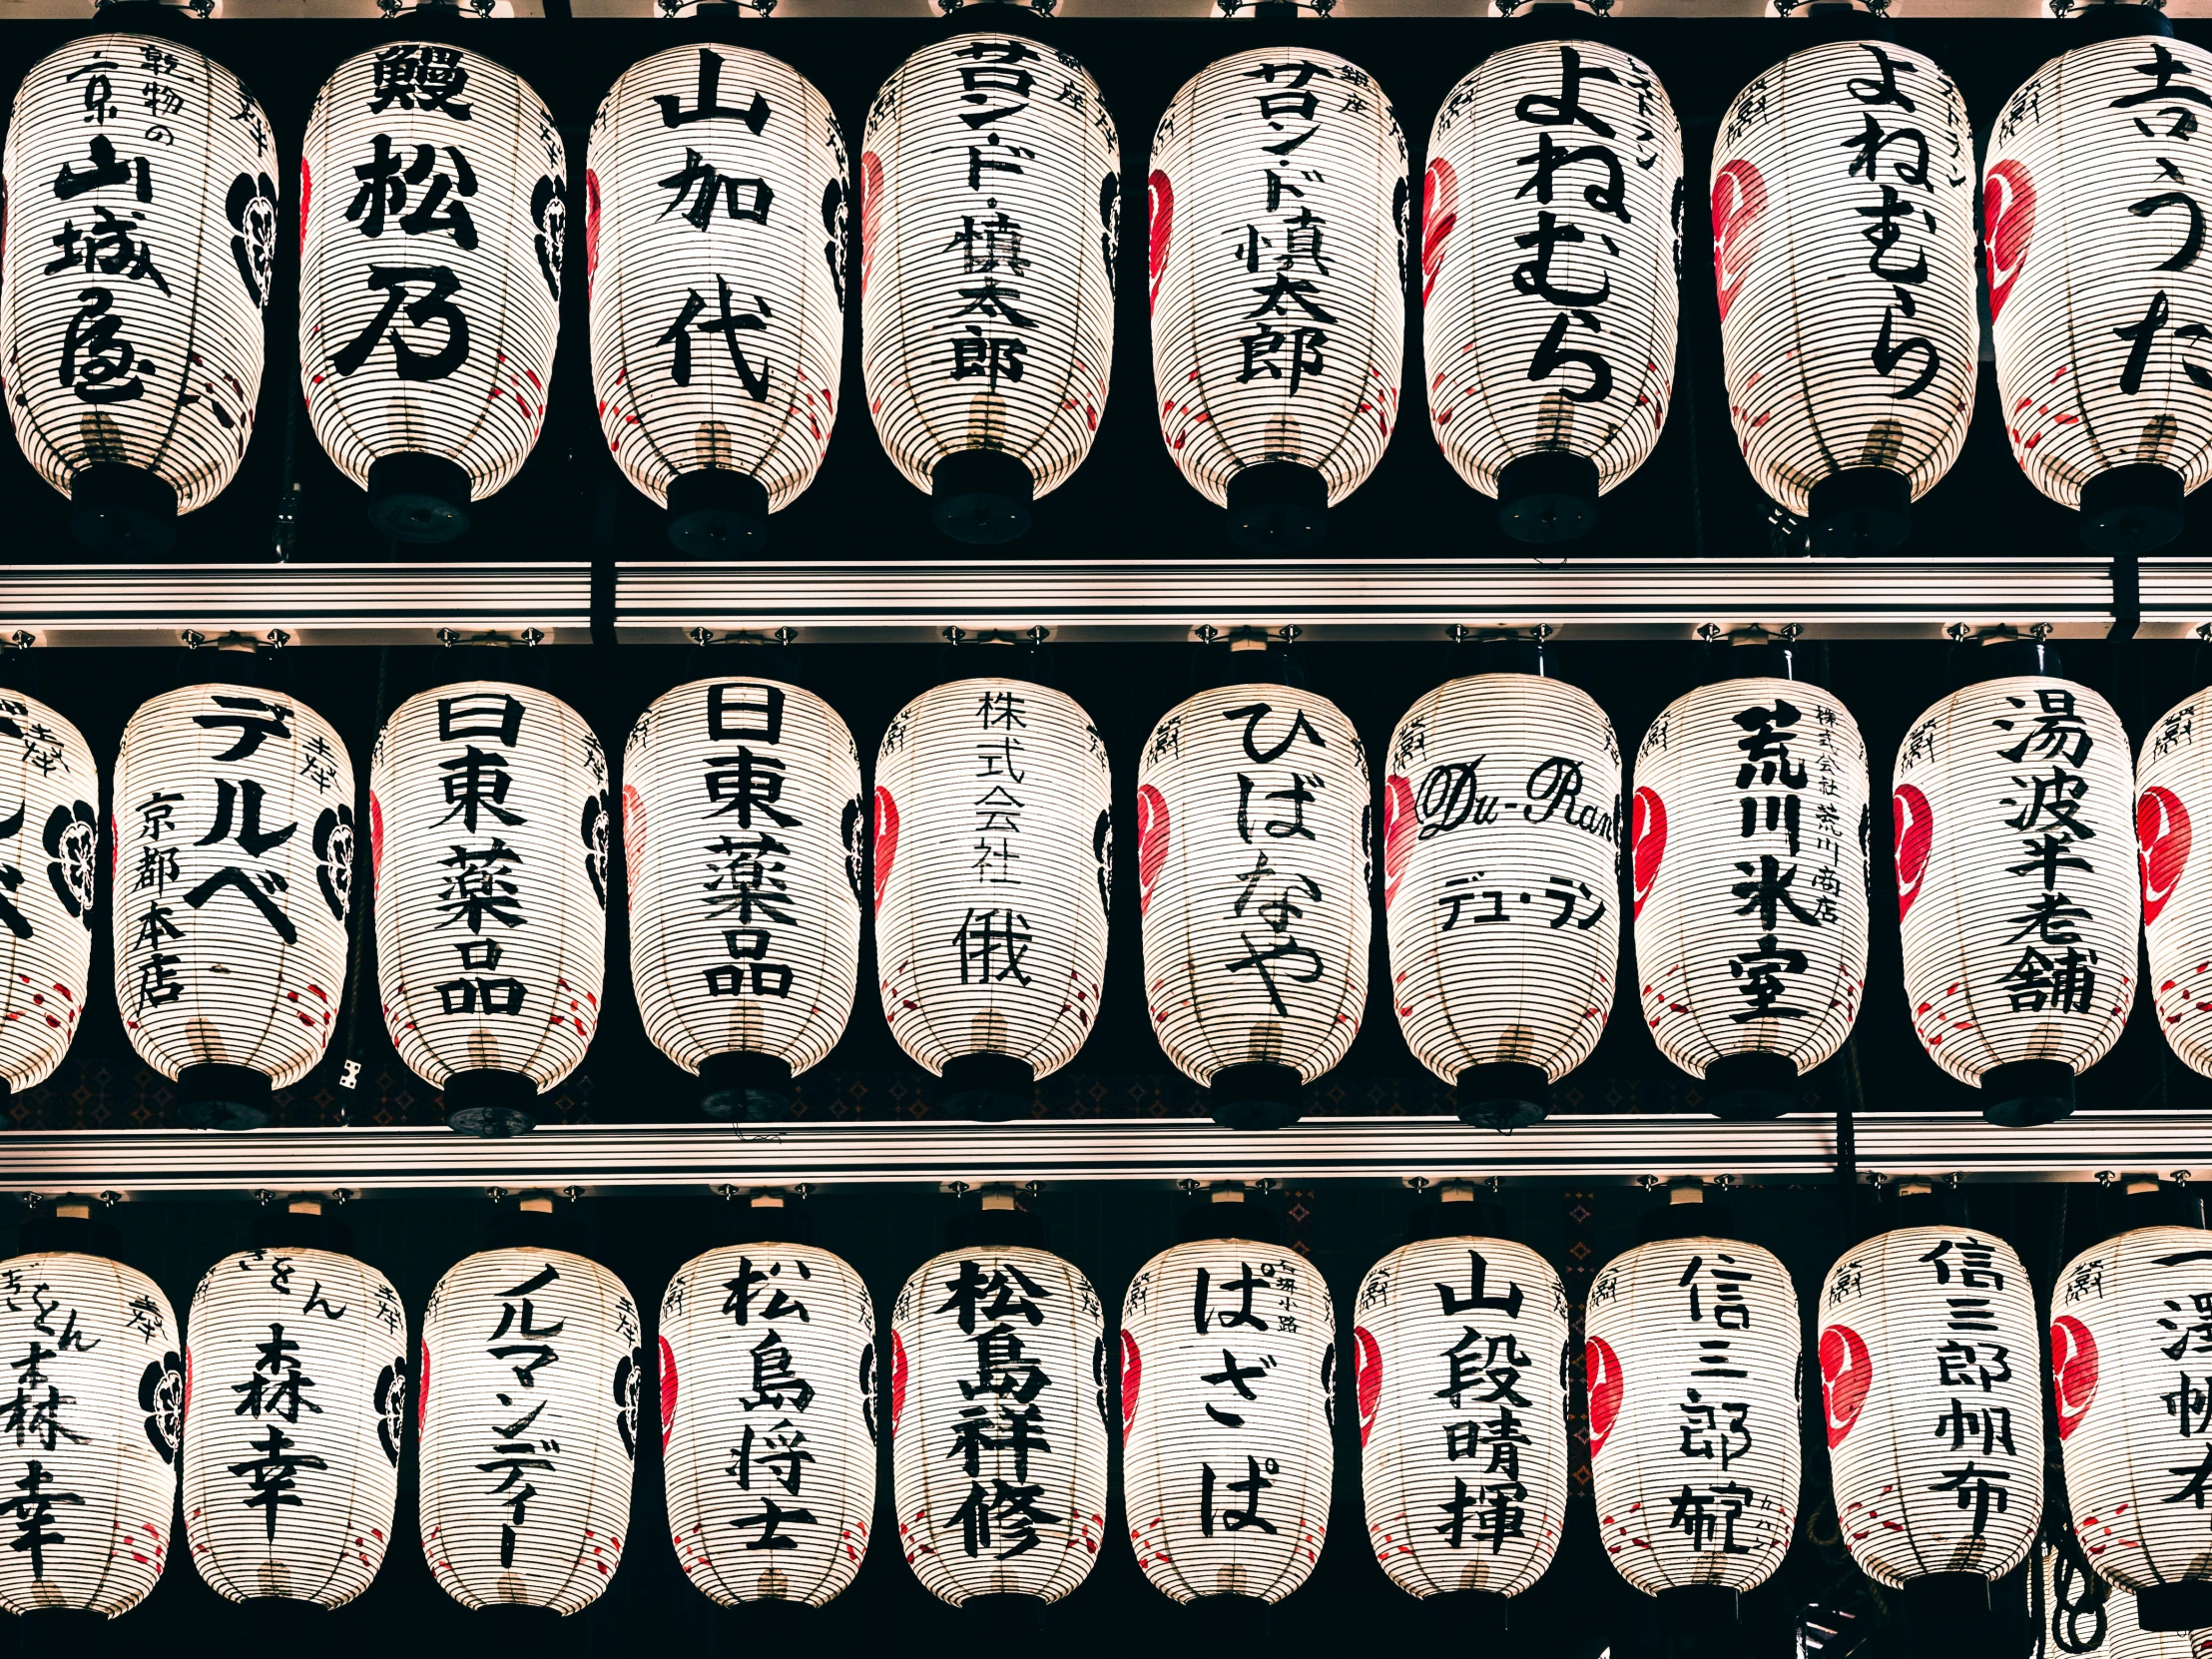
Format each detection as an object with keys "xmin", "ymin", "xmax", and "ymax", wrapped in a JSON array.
[
  {"xmin": 366, "ymin": 452, "xmax": 472, "ymax": 544},
  {"xmin": 1456, "ymin": 1062, "xmax": 1548, "ymax": 1129},
  {"xmin": 70, "ymin": 462, "xmax": 177, "ymax": 558},
  {"xmin": 1208, "ymin": 1062, "xmax": 1303, "ymax": 1132},
  {"xmin": 1653, "ymin": 1584, "xmax": 1740, "ymax": 1635},
  {"xmin": 1703, "ymin": 1052, "xmax": 1798, "ymax": 1121},
  {"xmin": 1419, "ymin": 1588, "xmax": 1510, "ymax": 1638},
  {"xmin": 941, "ymin": 1053, "xmax": 1034, "ymax": 1122},
  {"xmin": 961, "ymin": 1594, "xmax": 1043, "ymax": 1635},
  {"xmin": 1182, "ymin": 1594, "xmax": 1269, "ymax": 1640},
  {"xmin": 667, "ymin": 468, "xmax": 771, "ymax": 556},
  {"xmin": 443, "ymin": 1068, "xmax": 539, "ymax": 1137},
  {"xmin": 2066, "ymin": 1, "xmax": 2175, "ymax": 43},
  {"xmin": 699, "ymin": 1050, "xmax": 796, "ymax": 1122},
  {"xmin": 1981, "ymin": 1059, "xmax": 2075, "ymax": 1127},
  {"xmin": 177, "ymin": 1063, "xmax": 272, "ymax": 1132},
  {"xmin": 1225, "ymin": 462, "xmax": 1328, "ymax": 554},
  {"xmin": 470, "ymin": 1605, "xmax": 563, "ymax": 1627},
  {"xmin": 1807, "ymin": 467, "xmax": 1912, "ymax": 557},
  {"xmin": 1496, "ymin": 452, "xmax": 1599, "ymax": 546},
  {"xmin": 931, "ymin": 450, "xmax": 1033, "ymax": 546},
  {"xmin": 2137, "ymin": 1583, "xmax": 2212, "ymax": 1632},
  {"xmin": 17, "ymin": 1211, "xmax": 123, "ymax": 1258},
  {"xmin": 1900, "ymin": 1572, "xmax": 1992, "ymax": 1625},
  {"xmin": 13, "ymin": 1608, "xmax": 108, "ymax": 1632},
  {"xmin": 2080, "ymin": 463, "xmax": 2185, "ymax": 554}
]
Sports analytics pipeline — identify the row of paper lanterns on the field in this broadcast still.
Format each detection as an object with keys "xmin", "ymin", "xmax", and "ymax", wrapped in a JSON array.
[{"xmin": 2, "ymin": 23, "xmax": 2205, "ymax": 558}]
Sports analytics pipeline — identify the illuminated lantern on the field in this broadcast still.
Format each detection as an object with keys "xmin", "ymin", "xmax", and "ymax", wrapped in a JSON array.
[
  {"xmin": 1383, "ymin": 655, "xmax": 1620, "ymax": 1127},
  {"xmin": 872, "ymin": 677, "xmax": 1110, "ymax": 1120},
  {"xmin": 2034, "ymin": 1538, "xmax": 2212, "ymax": 1659},
  {"xmin": 0, "ymin": 33, "xmax": 274, "ymax": 554},
  {"xmin": 1422, "ymin": 41, "xmax": 1682, "ymax": 543},
  {"xmin": 299, "ymin": 44, "xmax": 566, "ymax": 542},
  {"xmin": 1631, "ymin": 651, "xmax": 1870, "ymax": 1118},
  {"xmin": 2138, "ymin": 689, "xmax": 2212, "ymax": 1076},
  {"xmin": 371, "ymin": 681, "xmax": 609, "ymax": 1136},
  {"xmin": 1712, "ymin": 41, "xmax": 1978, "ymax": 554},
  {"xmin": 0, "ymin": 692, "xmax": 97, "ymax": 1101},
  {"xmin": 625, "ymin": 677, "xmax": 862, "ymax": 1119},
  {"xmin": 1986, "ymin": 28, "xmax": 2212, "ymax": 553},
  {"xmin": 1893, "ymin": 642, "xmax": 2135, "ymax": 1125},
  {"xmin": 1151, "ymin": 48, "xmax": 1407, "ymax": 551},
  {"xmin": 858, "ymin": 34, "xmax": 1119, "ymax": 545},
  {"xmin": 112, "ymin": 683, "xmax": 355, "ymax": 1131},
  {"xmin": 1138, "ymin": 678, "xmax": 1370, "ymax": 1129},
  {"xmin": 587, "ymin": 46, "xmax": 846, "ymax": 553}
]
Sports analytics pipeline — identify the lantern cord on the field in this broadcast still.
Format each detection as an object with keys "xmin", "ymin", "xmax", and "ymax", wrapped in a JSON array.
[
  {"xmin": 1677, "ymin": 334, "xmax": 1706, "ymax": 560},
  {"xmin": 332, "ymin": 646, "xmax": 390, "ymax": 1131}
]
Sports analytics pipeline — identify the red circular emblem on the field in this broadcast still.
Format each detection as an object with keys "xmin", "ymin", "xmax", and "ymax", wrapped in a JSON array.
[
  {"xmin": 658, "ymin": 1334, "xmax": 678, "ymax": 1453},
  {"xmin": 1146, "ymin": 169, "xmax": 1173, "ymax": 314},
  {"xmin": 1354, "ymin": 1325, "xmax": 1382, "ymax": 1447},
  {"xmin": 857, "ymin": 150, "xmax": 884, "ymax": 300},
  {"xmin": 1630, "ymin": 788, "xmax": 1667, "ymax": 919},
  {"xmin": 1983, "ymin": 159, "xmax": 2034, "ymax": 322},
  {"xmin": 1382, "ymin": 776, "xmax": 1417, "ymax": 913},
  {"xmin": 1119, "ymin": 1330, "xmax": 1142, "ymax": 1445},
  {"xmin": 1711, "ymin": 159, "xmax": 1766, "ymax": 326},
  {"xmin": 2139, "ymin": 785, "xmax": 2192, "ymax": 927},
  {"xmin": 417, "ymin": 1337, "xmax": 431, "ymax": 1430},
  {"xmin": 870, "ymin": 786, "xmax": 898, "ymax": 915},
  {"xmin": 1893, "ymin": 784, "xmax": 1934, "ymax": 922},
  {"xmin": 2051, "ymin": 1315, "xmax": 2098, "ymax": 1441},
  {"xmin": 1585, "ymin": 1336, "xmax": 1623, "ymax": 1456},
  {"xmin": 888, "ymin": 1328, "xmax": 909, "ymax": 1435},
  {"xmin": 1818, "ymin": 1324, "xmax": 1873, "ymax": 1448},
  {"xmin": 1419, "ymin": 155, "xmax": 1457, "ymax": 308},
  {"xmin": 1136, "ymin": 784, "xmax": 1171, "ymax": 917}
]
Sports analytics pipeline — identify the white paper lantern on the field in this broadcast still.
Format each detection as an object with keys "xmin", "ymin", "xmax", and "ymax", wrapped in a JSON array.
[
  {"xmin": 298, "ymin": 43, "xmax": 566, "ymax": 541},
  {"xmin": 1987, "ymin": 34, "xmax": 2212, "ymax": 552},
  {"xmin": 2137, "ymin": 691, "xmax": 2212, "ymax": 1076},
  {"xmin": 1355, "ymin": 1231, "xmax": 1570, "ymax": 1601},
  {"xmin": 0, "ymin": 1245, "xmax": 182, "ymax": 1616},
  {"xmin": 112, "ymin": 683, "xmax": 356, "ymax": 1130},
  {"xmin": 1893, "ymin": 662, "xmax": 2136, "ymax": 1123},
  {"xmin": 1712, "ymin": 41, "xmax": 1978, "ymax": 552},
  {"xmin": 1138, "ymin": 682, "xmax": 1370, "ymax": 1128},
  {"xmin": 872, "ymin": 678, "xmax": 1110, "ymax": 1116},
  {"xmin": 625, "ymin": 677, "xmax": 861, "ymax": 1115},
  {"xmin": 1421, "ymin": 41, "xmax": 1682, "ymax": 542},
  {"xmin": 182, "ymin": 1243, "xmax": 408, "ymax": 1606},
  {"xmin": 1150, "ymin": 48, "xmax": 1407, "ymax": 549},
  {"xmin": 419, "ymin": 1243, "xmax": 641, "ymax": 1613},
  {"xmin": 662, "ymin": 1238, "xmax": 875, "ymax": 1605},
  {"xmin": 858, "ymin": 34, "xmax": 1118, "ymax": 543},
  {"xmin": 0, "ymin": 33, "xmax": 275, "ymax": 554},
  {"xmin": 1382, "ymin": 669, "xmax": 1620, "ymax": 1125},
  {"xmin": 1584, "ymin": 1227, "xmax": 1802, "ymax": 1601},
  {"xmin": 0, "ymin": 693, "xmax": 98, "ymax": 1098},
  {"xmin": 888, "ymin": 1240, "xmax": 1108, "ymax": 1604},
  {"xmin": 370, "ymin": 681, "xmax": 609, "ymax": 1134},
  {"xmin": 587, "ymin": 45, "xmax": 846, "ymax": 552},
  {"xmin": 1631, "ymin": 671, "xmax": 1870, "ymax": 1117},
  {"xmin": 2035, "ymin": 1539, "xmax": 2212, "ymax": 1659}
]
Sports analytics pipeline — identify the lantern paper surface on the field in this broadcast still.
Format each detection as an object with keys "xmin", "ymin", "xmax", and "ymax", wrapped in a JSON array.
[
  {"xmin": 0, "ymin": 693, "xmax": 97, "ymax": 1093},
  {"xmin": 1632, "ymin": 677, "xmax": 1870, "ymax": 1083},
  {"xmin": 1422, "ymin": 42, "xmax": 1682, "ymax": 499},
  {"xmin": 626, "ymin": 678, "xmax": 861, "ymax": 1080},
  {"xmin": 113, "ymin": 685, "xmax": 355, "ymax": 1088},
  {"xmin": 1712, "ymin": 42, "xmax": 1978, "ymax": 515},
  {"xmin": 2139, "ymin": 692, "xmax": 2212, "ymax": 1076},
  {"xmin": 0, "ymin": 1251, "xmax": 182, "ymax": 1616},
  {"xmin": 1893, "ymin": 675, "xmax": 2135, "ymax": 1088},
  {"xmin": 0, "ymin": 34, "xmax": 275, "ymax": 514},
  {"xmin": 299, "ymin": 44, "xmax": 566, "ymax": 499},
  {"xmin": 1356, "ymin": 1235, "xmax": 1570, "ymax": 1599},
  {"xmin": 663, "ymin": 1242, "xmax": 875, "ymax": 1605},
  {"xmin": 587, "ymin": 46, "xmax": 846, "ymax": 512},
  {"xmin": 1585, "ymin": 1234, "xmax": 1802, "ymax": 1595},
  {"xmin": 1987, "ymin": 38, "xmax": 2212, "ymax": 510},
  {"xmin": 1139, "ymin": 686, "xmax": 1371, "ymax": 1087},
  {"xmin": 2035, "ymin": 1541, "xmax": 2212, "ymax": 1659},
  {"xmin": 889, "ymin": 1244, "xmax": 1108, "ymax": 1604},
  {"xmin": 857, "ymin": 35, "xmax": 1118, "ymax": 500},
  {"xmin": 419, "ymin": 1246, "xmax": 641, "ymax": 1612},
  {"xmin": 1383, "ymin": 673, "xmax": 1620, "ymax": 1087},
  {"xmin": 1122, "ymin": 1236, "xmax": 1336, "ymax": 1603},
  {"xmin": 183, "ymin": 1246, "xmax": 409, "ymax": 1606},
  {"xmin": 1150, "ymin": 48, "xmax": 1407, "ymax": 508},
  {"xmin": 873, "ymin": 679, "xmax": 1110, "ymax": 1082},
  {"xmin": 371, "ymin": 682, "xmax": 609, "ymax": 1092},
  {"xmin": 1819, "ymin": 1225, "xmax": 2042, "ymax": 1590}
]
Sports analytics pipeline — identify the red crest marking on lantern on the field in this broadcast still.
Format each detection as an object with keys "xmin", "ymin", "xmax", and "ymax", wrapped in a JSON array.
[
  {"xmin": 658, "ymin": 1334, "xmax": 678, "ymax": 1453},
  {"xmin": 1982, "ymin": 160, "xmax": 2034, "ymax": 322},
  {"xmin": 1817, "ymin": 1324, "xmax": 1873, "ymax": 1448},
  {"xmin": 1382, "ymin": 775, "xmax": 1417, "ymax": 912},
  {"xmin": 1419, "ymin": 155, "xmax": 1457, "ymax": 308},
  {"xmin": 1893, "ymin": 784, "xmax": 1934, "ymax": 922},
  {"xmin": 621, "ymin": 782, "xmax": 646, "ymax": 908},
  {"xmin": 298, "ymin": 158, "xmax": 313, "ymax": 257},
  {"xmin": 857, "ymin": 150, "xmax": 884, "ymax": 300},
  {"xmin": 2050, "ymin": 1315, "xmax": 2097, "ymax": 1440},
  {"xmin": 889, "ymin": 1328, "xmax": 909, "ymax": 1435},
  {"xmin": 368, "ymin": 791, "xmax": 385, "ymax": 896},
  {"xmin": 583, "ymin": 168, "xmax": 603, "ymax": 298},
  {"xmin": 1119, "ymin": 1330, "xmax": 1142, "ymax": 1444},
  {"xmin": 2140, "ymin": 785, "xmax": 2192, "ymax": 927},
  {"xmin": 1584, "ymin": 1336, "xmax": 1623, "ymax": 1456},
  {"xmin": 1353, "ymin": 1325, "xmax": 1382, "ymax": 1447},
  {"xmin": 1135, "ymin": 783, "xmax": 1170, "ymax": 917},
  {"xmin": 1146, "ymin": 169, "xmax": 1173, "ymax": 314},
  {"xmin": 417, "ymin": 1338, "xmax": 431, "ymax": 1430},
  {"xmin": 1711, "ymin": 159, "xmax": 1766, "ymax": 325},
  {"xmin": 1630, "ymin": 788, "xmax": 1667, "ymax": 919},
  {"xmin": 871, "ymin": 785, "xmax": 898, "ymax": 915}
]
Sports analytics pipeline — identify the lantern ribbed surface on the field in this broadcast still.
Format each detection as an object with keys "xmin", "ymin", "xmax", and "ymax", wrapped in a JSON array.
[
  {"xmin": 1150, "ymin": 48, "xmax": 1407, "ymax": 508},
  {"xmin": 0, "ymin": 692, "xmax": 97, "ymax": 1094},
  {"xmin": 298, "ymin": 44, "xmax": 566, "ymax": 500},
  {"xmin": 625, "ymin": 677, "xmax": 860, "ymax": 1082},
  {"xmin": 1987, "ymin": 37, "xmax": 2212, "ymax": 510},
  {"xmin": 587, "ymin": 46, "xmax": 845, "ymax": 513},
  {"xmin": 182, "ymin": 1245, "xmax": 408, "ymax": 1607},
  {"xmin": 888, "ymin": 1243, "xmax": 1108, "ymax": 1605},
  {"xmin": 371, "ymin": 681, "xmax": 608, "ymax": 1093},
  {"xmin": 1631, "ymin": 676, "xmax": 1869, "ymax": 1084},
  {"xmin": 0, "ymin": 34, "xmax": 274, "ymax": 515},
  {"xmin": 872, "ymin": 678, "xmax": 1110, "ymax": 1083},
  {"xmin": 1383, "ymin": 672, "xmax": 1620, "ymax": 1088},
  {"xmin": 1356, "ymin": 1234, "xmax": 1570, "ymax": 1599},
  {"xmin": 0, "ymin": 1250, "xmax": 181, "ymax": 1616},
  {"xmin": 1818, "ymin": 1224, "xmax": 2043, "ymax": 1591},
  {"xmin": 1422, "ymin": 41, "xmax": 1682, "ymax": 499},
  {"xmin": 112, "ymin": 684, "xmax": 354, "ymax": 1089},
  {"xmin": 2138, "ymin": 691, "xmax": 2212, "ymax": 1075},
  {"xmin": 1893, "ymin": 674, "xmax": 2135, "ymax": 1088},
  {"xmin": 1121, "ymin": 1234, "xmax": 1335, "ymax": 1604},
  {"xmin": 1712, "ymin": 41, "xmax": 1978, "ymax": 515},
  {"xmin": 419, "ymin": 1245, "xmax": 641, "ymax": 1613},
  {"xmin": 662, "ymin": 1241, "xmax": 875, "ymax": 1606},
  {"xmin": 1585, "ymin": 1232, "xmax": 1801, "ymax": 1596},
  {"xmin": 857, "ymin": 35, "xmax": 1118, "ymax": 501},
  {"xmin": 1138, "ymin": 684, "xmax": 1371, "ymax": 1087},
  {"xmin": 2035, "ymin": 1540, "xmax": 2212, "ymax": 1658}
]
